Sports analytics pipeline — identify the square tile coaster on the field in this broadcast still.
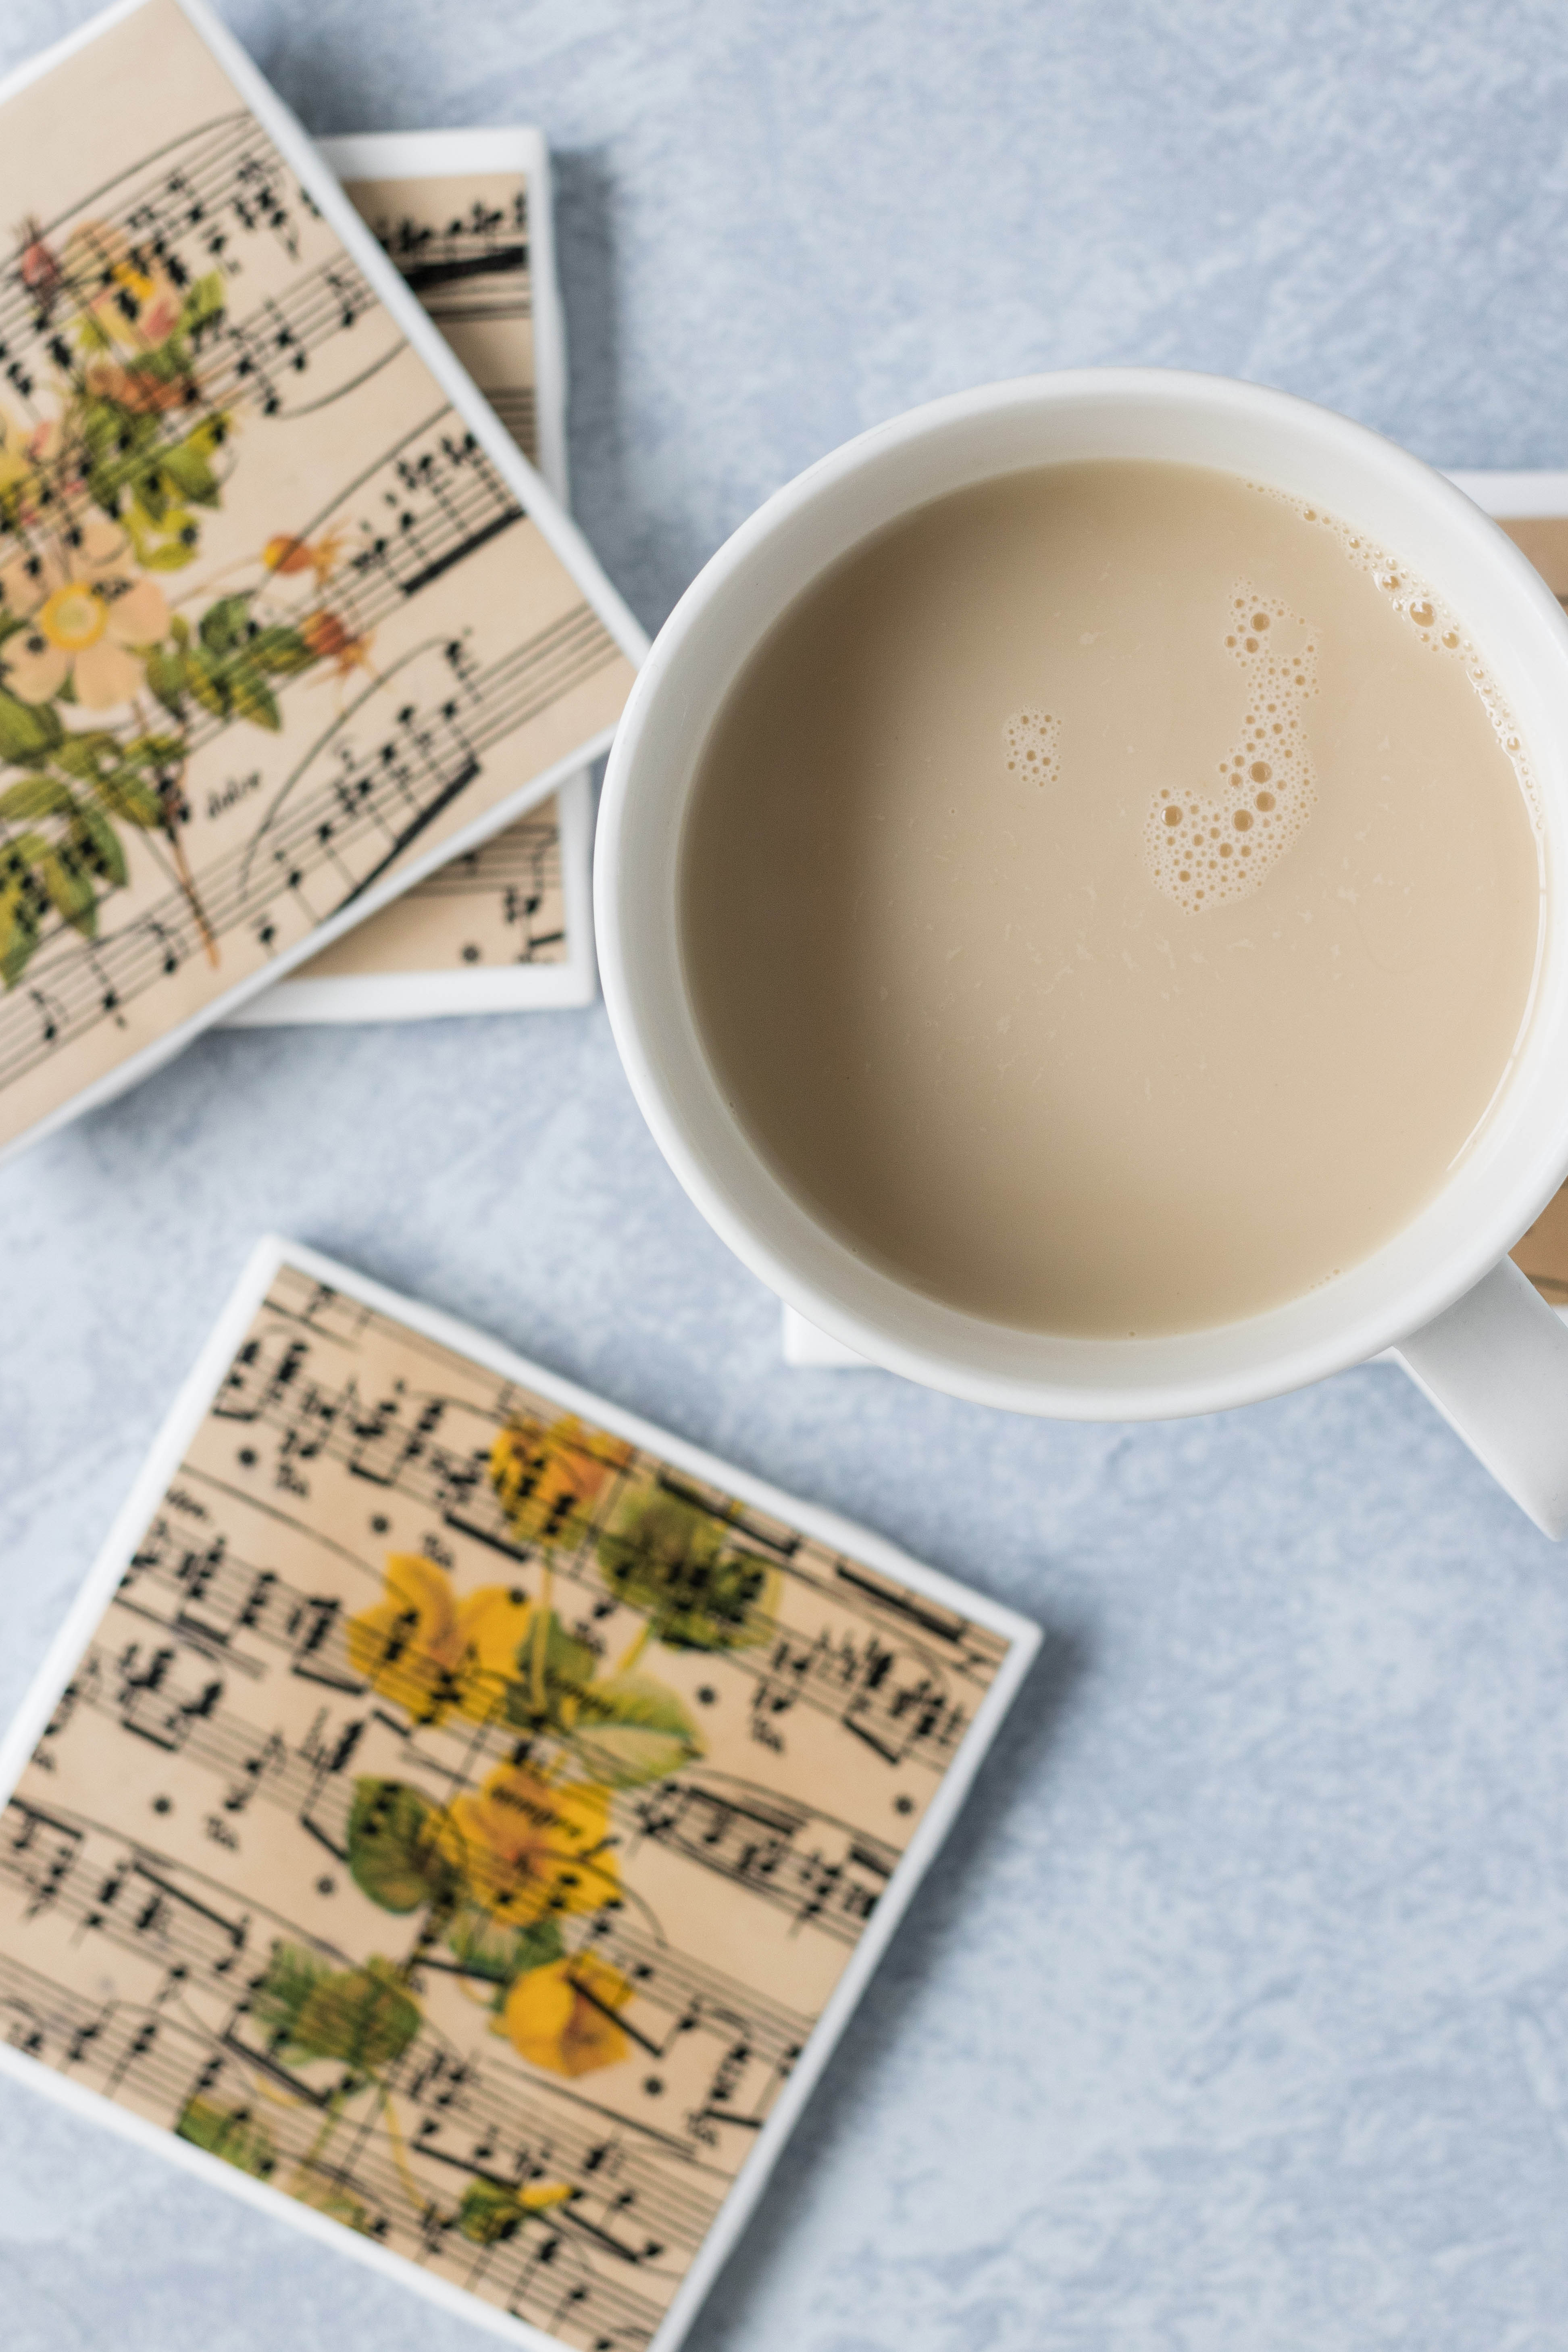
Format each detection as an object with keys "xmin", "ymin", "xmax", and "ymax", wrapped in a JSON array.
[{"xmin": 0, "ymin": 1235, "xmax": 1037, "ymax": 2352}]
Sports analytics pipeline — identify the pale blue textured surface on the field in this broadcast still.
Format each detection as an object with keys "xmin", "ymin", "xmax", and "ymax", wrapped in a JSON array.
[{"xmin": 4, "ymin": 3, "xmax": 1568, "ymax": 2348}]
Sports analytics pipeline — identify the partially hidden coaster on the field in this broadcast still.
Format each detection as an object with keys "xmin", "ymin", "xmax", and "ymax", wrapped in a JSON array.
[
  {"xmin": 231, "ymin": 130, "xmax": 596, "ymax": 1026},
  {"xmin": 783, "ymin": 469, "xmax": 1568, "ymax": 1367},
  {"xmin": 0, "ymin": 0, "xmax": 639, "ymax": 1156},
  {"xmin": 0, "ymin": 1235, "xmax": 1037, "ymax": 2350}
]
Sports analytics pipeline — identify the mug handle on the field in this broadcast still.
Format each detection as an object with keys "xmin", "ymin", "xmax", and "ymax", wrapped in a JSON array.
[{"xmin": 1394, "ymin": 1256, "xmax": 1568, "ymax": 1536}]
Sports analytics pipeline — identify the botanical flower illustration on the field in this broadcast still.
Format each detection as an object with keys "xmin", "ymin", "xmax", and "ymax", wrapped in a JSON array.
[
  {"xmin": 0, "ymin": 520, "xmax": 167, "ymax": 708},
  {"xmin": 490, "ymin": 1412, "xmax": 631, "ymax": 1550},
  {"xmin": 439, "ymin": 1758, "xmax": 620, "ymax": 1924},
  {"xmin": 498, "ymin": 1953, "xmax": 633, "ymax": 2077},
  {"xmin": 329, "ymin": 1432, "xmax": 787, "ymax": 2135},
  {"xmin": 0, "ymin": 211, "xmax": 375, "ymax": 984},
  {"xmin": 596, "ymin": 1487, "xmax": 781, "ymax": 1655},
  {"xmin": 345, "ymin": 1550, "xmax": 474, "ymax": 1724}
]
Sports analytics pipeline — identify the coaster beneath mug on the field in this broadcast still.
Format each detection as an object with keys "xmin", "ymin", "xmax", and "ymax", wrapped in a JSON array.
[{"xmin": 228, "ymin": 129, "xmax": 597, "ymax": 1027}]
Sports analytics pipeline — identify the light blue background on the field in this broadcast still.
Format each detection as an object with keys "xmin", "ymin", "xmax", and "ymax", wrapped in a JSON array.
[{"xmin": 4, "ymin": 2, "xmax": 1568, "ymax": 2346}]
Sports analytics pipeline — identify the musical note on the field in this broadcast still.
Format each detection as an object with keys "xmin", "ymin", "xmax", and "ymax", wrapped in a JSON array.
[
  {"xmin": 0, "ymin": 1249, "xmax": 1028, "ymax": 2347},
  {"xmin": 258, "ymin": 146, "xmax": 583, "ymax": 1001}
]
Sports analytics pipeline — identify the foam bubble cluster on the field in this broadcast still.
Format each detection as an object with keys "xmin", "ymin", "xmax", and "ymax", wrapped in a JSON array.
[
  {"xmin": 1256, "ymin": 485, "xmax": 1541, "ymax": 829},
  {"xmin": 1141, "ymin": 585, "xmax": 1319, "ymax": 912},
  {"xmin": 1003, "ymin": 707, "xmax": 1061, "ymax": 786}
]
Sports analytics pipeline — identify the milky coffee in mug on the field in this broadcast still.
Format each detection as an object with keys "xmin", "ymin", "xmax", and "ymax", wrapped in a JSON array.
[{"xmin": 679, "ymin": 459, "xmax": 1544, "ymax": 1337}]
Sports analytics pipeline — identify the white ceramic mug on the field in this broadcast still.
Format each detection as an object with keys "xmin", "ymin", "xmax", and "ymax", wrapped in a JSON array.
[{"xmin": 595, "ymin": 369, "xmax": 1568, "ymax": 1535}]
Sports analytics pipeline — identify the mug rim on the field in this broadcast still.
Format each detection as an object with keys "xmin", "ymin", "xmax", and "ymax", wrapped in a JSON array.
[{"xmin": 596, "ymin": 366, "xmax": 1568, "ymax": 1419}]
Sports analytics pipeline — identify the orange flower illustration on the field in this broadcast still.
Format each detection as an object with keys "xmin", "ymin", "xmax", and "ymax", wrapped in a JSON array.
[
  {"xmin": 300, "ymin": 606, "xmax": 376, "ymax": 686},
  {"xmin": 490, "ymin": 1414, "xmax": 631, "ymax": 1551},
  {"xmin": 0, "ymin": 521, "xmax": 168, "ymax": 709},
  {"xmin": 439, "ymin": 1760, "xmax": 618, "ymax": 1923},
  {"xmin": 262, "ymin": 529, "xmax": 345, "ymax": 587},
  {"xmin": 498, "ymin": 1954, "xmax": 633, "ymax": 2078}
]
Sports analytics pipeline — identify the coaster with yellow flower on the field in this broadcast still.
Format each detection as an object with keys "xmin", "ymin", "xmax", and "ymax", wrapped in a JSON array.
[{"xmin": 0, "ymin": 1236, "xmax": 1037, "ymax": 2352}]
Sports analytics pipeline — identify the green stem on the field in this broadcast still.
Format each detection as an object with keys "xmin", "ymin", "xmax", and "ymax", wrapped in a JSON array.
[{"xmin": 612, "ymin": 1621, "xmax": 651, "ymax": 1677}]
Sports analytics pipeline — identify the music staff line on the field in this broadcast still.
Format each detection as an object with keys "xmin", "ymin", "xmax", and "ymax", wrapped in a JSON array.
[
  {"xmin": 0, "ymin": 1793, "xmax": 737, "ymax": 2254},
  {"xmin": 0, "ymin": 600, "xmax": 618, "ymax": 1090},
  {"xmin": 0, "ymin": 1940, "xmax": 668, "ymax": 2352},
  {"xmin": 5, "ymin": 1777, "xmax": 813, "ymax": 2112},
  {"xmin": 202, "ymin": 1346, "xmax": 985, "ymax": 1766},
  {"xmin": 404, "ymin": 814, "xmax": 560, "ymax": 903},
  {"xmin": 154, "ymin": 1409, "xmax": 972, "ymax": 1779},
  {"xmin": 262, "ymin": 1276, "xmax": 1012, "ymax": 1672},
  {"xmin": 57, "ymin": 1596, "xmax": 899, "ymax": 1952}
]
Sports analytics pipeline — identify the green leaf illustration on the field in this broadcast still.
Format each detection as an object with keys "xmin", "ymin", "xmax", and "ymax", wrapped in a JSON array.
[
  {"xmin": 73, "ymin": 804, "xmax": 129, "ymax": 888},
  {"xmin": 143, "ymin": 644, "xmax": 185, "ymax": 716},
  {"xmin": 124, "ymin": 732, "xmax": 184, "ymax": 768},
  {"xmin": 185, "ymin": 642, "xmax": 229, "ymax": 718},
  {"xmin": 180, "ymin": 273, "xmax": 227, "ymax": 337},
  {"xmin": 250, "ymin": 624, "xmax": 315, "ymax": 675},
  {"xmin": 444, "ymin": 1904, "xmax": 562, "ymax": 1988},
  {"xmin": 92, "ymin": 764, "xmax": 164, "ymax": 829},
  {"xmin": 458, "ymin": 2178, "xmax": 528, "ymax": 2246},
  {"xmin": 498, "ymin": 1611, "xmax": 598, "ymax": 1733},
  {"xmin": 176, "ymin": 2095, "xmax": 276, "ymax": 2179},
  {"xmin": 0, "ymin": 691, "xmax": 65, "ymax": 769},
  {"xmin": 228, "ymin": 660, "xmax": 281, "ymax": 731},
  {"xmin": 596, "ymin": 1492, "xmax": 778, "ymax": 1654},
  {"xmin": 52, "ymin": 732, "xmax": 119, "ymax": 783},
  {"xmin": 38, "ymin": 844, "xmax": 98, "ymax": 936},
  {"xmin": 199, "ymin": 594, "xmax": 255, "ymax": 656},
  {"xmin": 0, "ymin": 873, "xmax": 44, "ymax": 988},
  {"xmin": 137, "ymin": 534, "xmax": 200, "ymax": 572},
  {"xmin": 457, "ymin": 2173, "xmax": 576, "ymax": 2243},
  {"xmin": 252, "ymin": 1940, "xmax": 421, "ymax": 2075},
  {"xmin": 568, "ymin": 1673, "xmax": 705, "ymax": 1790},
  {"xmin": 0, "ymin": 773, "xmax": 75, "ymax": 821},
  {"xmin": 161, "ymin": 435, "xmax": 221, "ymax": 508},
  {"xmin": 346, "ymin": 1779, "xmax": 457, "ymax": 1915}
]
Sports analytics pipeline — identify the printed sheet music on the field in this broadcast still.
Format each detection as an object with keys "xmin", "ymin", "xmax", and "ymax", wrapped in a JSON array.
[
  {"xmin": 0, "ymin": 1236, "xmax": 1037, "ymax": 2352},
  {"xmin": 234, "ymin": 129, "xmax": 596, "ymax": 1025},
  {"xmin": 0, "ymin": 0, "xmax": 639, "ymax": 1153}
]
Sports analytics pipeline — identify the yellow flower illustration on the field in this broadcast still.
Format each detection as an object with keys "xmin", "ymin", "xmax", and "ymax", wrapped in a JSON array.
[
  {"xmin": 450, "ymin": 1582, "xmax": 537, "ymax": 1725},
  {"xmin": 346, "ymin": 1555, "xmax": 548, "ymax": 1728},
  {"xmin": 439, "ymin": 1760, "xmax": 618, "ymax": 1923},
  {"xmin": 346, "ymin": 1553, "xmax": 471, "ymax": 1725},
  {"xmin": 0, "ymin": 520, "xmax": 168, "ymax": 708},
  {"xmin": 498, "ymin": 1954, "xmax": 633, "ymax": 2078},
  {"xmin": 490, "ymin": 1413, "xmax": 631, "ymax": 1550}
]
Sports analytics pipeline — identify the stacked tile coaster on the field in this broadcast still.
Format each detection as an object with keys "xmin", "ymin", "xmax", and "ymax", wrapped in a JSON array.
[
  {"xmin": 232, "ymin": 130, "xmax": 598, "ymax": 1026},
  {"xmin": 0, "ymin": 0, "xmax": 640, "ymax": 1161}
]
